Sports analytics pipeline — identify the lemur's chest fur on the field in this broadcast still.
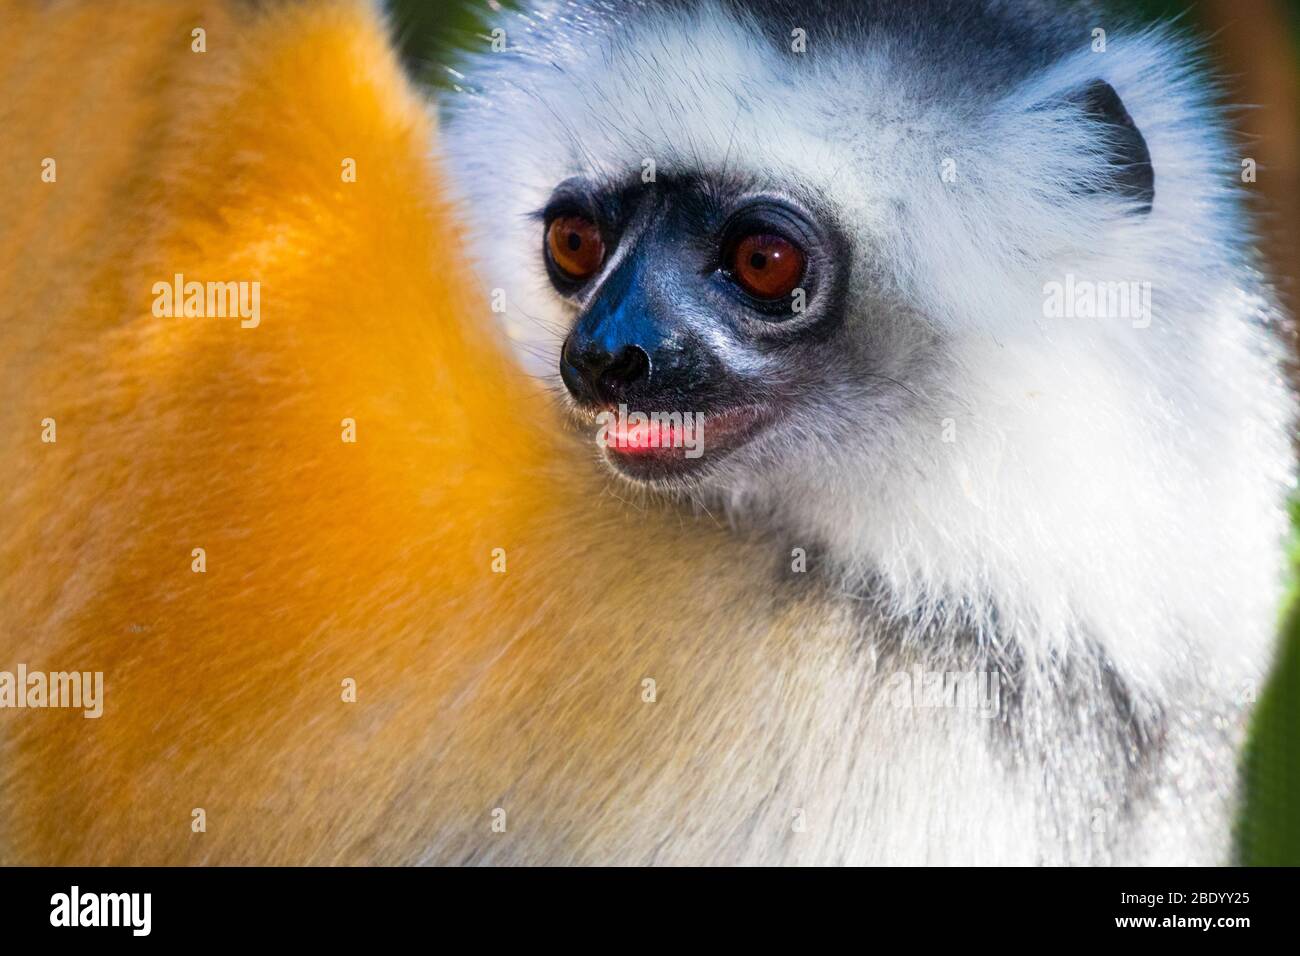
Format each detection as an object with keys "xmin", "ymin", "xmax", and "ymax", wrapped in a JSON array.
[{"xmin": 416, "ymin": 553, "xmax": 1240, "ymax": 865}]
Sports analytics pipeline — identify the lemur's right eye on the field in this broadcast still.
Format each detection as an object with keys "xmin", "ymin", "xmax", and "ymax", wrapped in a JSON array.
[{"xmin": 546, "ymin": 216, "xmax": 605, "ymax": 282}]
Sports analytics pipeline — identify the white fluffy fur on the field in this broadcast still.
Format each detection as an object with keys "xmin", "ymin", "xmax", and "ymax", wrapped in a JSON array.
[{"xmin": 444, "ymin": 0, "xmax": 1295, "ymax": 863}]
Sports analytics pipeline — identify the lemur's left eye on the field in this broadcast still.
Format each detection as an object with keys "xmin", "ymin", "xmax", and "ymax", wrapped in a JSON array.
[
  {"xmin": 547, "ymin": 216, "xmax": 605, "ymax": 282},
  {"xmin": 729, "ymin": 233, "xmax": 805, "ymax": 301}
]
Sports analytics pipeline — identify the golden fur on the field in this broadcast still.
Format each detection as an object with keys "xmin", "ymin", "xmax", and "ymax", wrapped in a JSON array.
[{"xmin": 0, "ymin": 0, "xmax": 846, "ymax": 864}]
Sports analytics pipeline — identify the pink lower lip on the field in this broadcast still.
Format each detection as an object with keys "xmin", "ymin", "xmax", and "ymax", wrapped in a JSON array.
[
  {"xmin": 601, "ymin": 406, "xmax": 769, "ymax": 457},
  {"xmin": 610, "ymin": 420, "xmax": 678, "ymax": 453}
]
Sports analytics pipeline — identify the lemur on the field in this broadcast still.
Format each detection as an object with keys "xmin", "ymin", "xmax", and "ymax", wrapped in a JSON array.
[
  {"xmin": 0, "ymin": 0, "xmax": 1290, "ymax": 866},
  {"xmin": 441, "ymin": 0, "xmax": 1295, "ymax": 863}
]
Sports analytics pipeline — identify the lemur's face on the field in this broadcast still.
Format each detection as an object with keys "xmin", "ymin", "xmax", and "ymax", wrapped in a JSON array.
[
  {"xmin": 546, "ymin": 174, "xmax": 851, "ymax": 484},
  {"xmin": 452, "ymin": 1, "xmax": 1164, "ymax": 494}
]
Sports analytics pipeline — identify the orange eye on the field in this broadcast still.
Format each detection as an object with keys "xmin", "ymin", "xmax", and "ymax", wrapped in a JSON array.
[
  {"xmin": 547, "ymin": 216, "xmax": 605, "ymax": 281},
  {"xmin": 730, "ymin": 233, "xmax": 805, "ymax": 301}
]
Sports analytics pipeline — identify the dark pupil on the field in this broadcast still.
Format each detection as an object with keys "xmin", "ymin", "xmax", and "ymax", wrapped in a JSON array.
[
  {"xmin": 566, "ymin": 231, "xmax": 582, "ymax": 252},
  {"xmin": 749, "ymin": 251, "xmax": 767, "ymax": 270}
]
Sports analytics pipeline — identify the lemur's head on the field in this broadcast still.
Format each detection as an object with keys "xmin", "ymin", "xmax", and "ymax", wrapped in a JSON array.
[{"xmin": 446, "ymin": 0, "xmax": 1247, "ymax": 504}]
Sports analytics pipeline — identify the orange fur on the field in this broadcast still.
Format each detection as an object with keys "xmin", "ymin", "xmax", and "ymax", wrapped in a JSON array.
[{"xmin": 0, "ymin": 0, "xmax": 834, "ymax": 864}]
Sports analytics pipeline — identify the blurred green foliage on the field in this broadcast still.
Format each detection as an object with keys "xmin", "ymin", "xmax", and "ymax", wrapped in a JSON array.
[
  {"xmin": 1241, "ymin": 570, "xmax": 1300, "ymax": 865},
  {"xmin": 1240, "ymin": 496, "xmax": 1300, "ymax": 866},
  {"xmin": 386, "ymin": 0, "xmax": 509, "ymax": 88},
  {"xmin": 388, "ymin": 0, "xmax": 1300, "ymax": 865}
]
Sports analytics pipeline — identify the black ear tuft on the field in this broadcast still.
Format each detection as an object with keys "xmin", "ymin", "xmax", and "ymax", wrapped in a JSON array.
[{"xmin": 1072, "ymin": 79, "xmax": 1154, "ymax": 214}]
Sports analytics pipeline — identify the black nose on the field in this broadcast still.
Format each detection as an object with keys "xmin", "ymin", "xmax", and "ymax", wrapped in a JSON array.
[{"xmin": 560, "ymin": 335, "xmax": 651, "ymax": 405}]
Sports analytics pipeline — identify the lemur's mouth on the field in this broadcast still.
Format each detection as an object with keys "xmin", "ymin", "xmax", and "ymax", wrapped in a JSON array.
[{"xmin": 588, "ymin": 403, "xmax": 773, "ymax": 482}]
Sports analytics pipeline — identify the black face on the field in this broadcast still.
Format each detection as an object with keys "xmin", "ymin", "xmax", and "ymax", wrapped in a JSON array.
[{"xmin": 543, "ymin": 174, "xmax": 849, "ymax": 483}]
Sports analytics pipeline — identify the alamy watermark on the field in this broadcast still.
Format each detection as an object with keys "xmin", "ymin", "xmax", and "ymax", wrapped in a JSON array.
[
  {"xmin": 50, "ymin": 886, "xmax": 150, "ymax": 936},
  {"xmin": 152, "ymin": 273, "xmax": 260, "ymax": 328},
  {"xmin": 1043, "ymin": 274, "xmax": 1151, "ymax": 329},
  {"xmin": 0, "ymin": 664, "xmax": 104, "ymax": 718},
  {"xmin": 884, "ymin": 667, "xmax": 1002, "ymax": 719},
  {"xmin": 595, "ymin": 403, "xmax": 705, "ymax": 458}
]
